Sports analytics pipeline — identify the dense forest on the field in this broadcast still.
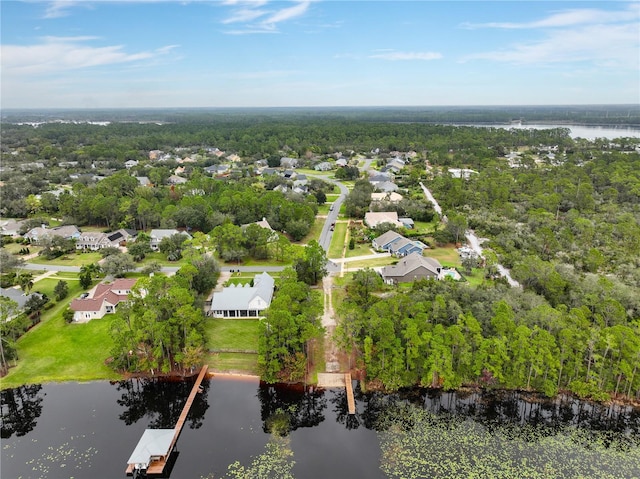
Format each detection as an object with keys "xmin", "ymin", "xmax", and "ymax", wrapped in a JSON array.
[{"xmin": 1, "ymin": 110, "xmax": 639, "ymax": 400}]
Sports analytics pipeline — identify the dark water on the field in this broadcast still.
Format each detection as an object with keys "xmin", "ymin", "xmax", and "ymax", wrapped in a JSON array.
[{"xmin": 2, "ymin": 377, "xmax": 639, "ymax": 479}]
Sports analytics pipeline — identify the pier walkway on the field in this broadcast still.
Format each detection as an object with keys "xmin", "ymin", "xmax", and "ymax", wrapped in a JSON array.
[{"xmin": 126, "ymin": 365, "xmax": 209, "ymax": 476}]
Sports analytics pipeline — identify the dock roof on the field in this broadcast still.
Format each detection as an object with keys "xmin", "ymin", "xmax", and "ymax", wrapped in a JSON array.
[{"xmin": 127, "ymin": 429, "xmax": 174, "ymax": 467}]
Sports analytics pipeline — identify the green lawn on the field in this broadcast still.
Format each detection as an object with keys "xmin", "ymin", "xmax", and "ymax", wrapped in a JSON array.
[
  {"xmin": 1, "ymin": 305, "xmax": 121, "ymax": 389},
  {"xmin": 423, "ymin": 246, "xmax": 462, "ymax": 267},
  {"xmin": 31, "ymin": 275, "xmax": 84, "ymax": 299},
  {"xmin": 345, "ymin": 256, "xmax": 397, "ymax": 269},
  {"xmin": 345, "ymin": 242, "xmax": 375, "ymax": 258},
  {"xmin": 28, "ymin": 251, "xmax": 103, "ymax": 266},
  {"xmin": 206, "ymin": 352, "xmax": 258, "ymax": 375},
  {"xmin": 328, "ymin": 222, "xmax": 348, "ymax": 259},
  {"xmin": 206, "ymin": 318, "xmax": 260, "ymax": 351},
  {"xmin": 317, "ymin": 204, "xmax": 331, "ymax": 215}
]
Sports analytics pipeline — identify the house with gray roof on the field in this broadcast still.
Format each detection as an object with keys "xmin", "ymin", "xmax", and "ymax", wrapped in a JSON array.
[
  {"xmin": 76, "ymin": 229, "xmax": 136, "ymax": 251},
  {"xmin": 149, "ymin": 229, "xmax": 192, "ymax": 251},
  {"xmin": 0, "ymin": 287, "xmax": 42, "ymax": 313},
  {"xmin": 208, "ymin": 272, "xmax": 274, "ymax": 318},
  {"xmin": 24, "ymin": 225, "xmax": 81, "ymax": 244},
  {"xmin": 379, "ymin": 253, "xmax": 442, "ymax": 285},
  {"xmin": 372, "ymin": 230, "xmax": 427, "ymax": 257}
]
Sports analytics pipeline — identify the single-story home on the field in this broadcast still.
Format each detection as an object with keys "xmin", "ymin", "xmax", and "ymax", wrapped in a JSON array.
[
  {"xmin": 372, "ymin": 230, "xmax": 427, "ymax": 257},
  {"xmin": 136, "ymin": 176, "xmax": 152, "ymax": 187},
  {"xmin": 208, "ymin": 272, "xmax": 274, "ymax": 318},
  {"xmin": 149, "ymin": 229, "xmax": 192, "ymax": 251},
  {"xmin": 167, "ymin": 175, "xmax": 188, "ymax": 185},
  {"xmin": 24, "ymin": 225, "xmax": 81, "ymax": 244},
  {"xmin": 379, "ymin": 253, "xmax": 442, "ymax": 284},
  {"xmin": 69, "ymin": 278, "xmax": 137, "ymax": 322},
  {"xmin": 0, "ymin": 219, "xmax": 27, "ymax": 237},
  {"xmin": 365, "ymin": 212, "xmax": 404, "ymax": 229},
  {"xmin": 371, "ymin": 192, "xmax": 403, "ymax": 204},
  {"xmin": 0, "ymin": 287, "xmax": 42, "ymax": 315}
]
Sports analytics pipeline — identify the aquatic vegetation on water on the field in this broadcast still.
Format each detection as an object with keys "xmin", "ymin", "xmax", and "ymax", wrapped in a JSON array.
[
  {"xmin": 4, "ymin": 434, "xmax": 98, "ymax": 479},
  {"xmin": 377, "ymin": 404, "xmax": 640, "ymax": 479},
  {"xmin": 203, "ymin": 435, "xmax": 295, "ymax": 479}
]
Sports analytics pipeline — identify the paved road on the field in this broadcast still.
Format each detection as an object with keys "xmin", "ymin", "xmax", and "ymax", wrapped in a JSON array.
[
  {"xmin": 20, "ymin": 262, "xmax": 286, "ymax": 274},
  {"xmin": 419, "ymin": 180, "xmax": 520, "ymax": 288}
]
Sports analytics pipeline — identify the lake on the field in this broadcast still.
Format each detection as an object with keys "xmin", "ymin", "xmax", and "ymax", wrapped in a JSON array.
[
  {"xmin": 455, "ymin": 123, "xmax": 640, "ymax": 140},
  {"xmin": 2, "ymin": 377, "xmax": 639, "ymax": 479}
]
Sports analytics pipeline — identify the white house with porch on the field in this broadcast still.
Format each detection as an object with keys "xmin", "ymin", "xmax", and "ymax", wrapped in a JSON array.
[{"xmin": 208, "ymin": 272, "xmax": 274, "ymax": 318}]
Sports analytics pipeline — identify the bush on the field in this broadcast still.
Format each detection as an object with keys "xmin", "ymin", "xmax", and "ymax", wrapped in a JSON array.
[{"xmin": 63, "ymin": 308, "xmax": 74, "ymax": 323}]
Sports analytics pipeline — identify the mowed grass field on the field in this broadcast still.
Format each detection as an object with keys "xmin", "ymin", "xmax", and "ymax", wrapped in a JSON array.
[
  {"xmin": 205, "ymin": 318, "xmax": 261, "ymax": 375},
  {"xmin": 2, "ymin": 308, "xmax": 121, "ymax": 389},
  {"xmin": 206, "ymin": 318, "xmax": 260, "ymax": 351},
  {"xmin": 28, "ymin": 252, "xmax": 103, "ymax": 267}
]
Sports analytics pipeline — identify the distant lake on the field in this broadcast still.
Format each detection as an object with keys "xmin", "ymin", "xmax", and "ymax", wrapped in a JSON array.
[
  {"xmin": 457, "ymin": 122, "xmax": 640, "ymax": 140},
  {"xmin": 2, "ymin": 377, "xmax": 639, "ymax": 479}
]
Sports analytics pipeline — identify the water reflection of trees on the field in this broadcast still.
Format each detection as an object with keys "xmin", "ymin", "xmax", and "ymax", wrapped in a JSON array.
[
  {"xmin": 330, "ymin": 383, "xmax": 361, "ymax": 430},
  {"xmin": 1, "ymin": 384, "xmax": 44, "ymax": 438},
  {"xmin": 358, "ymin": 387, "xmax": 640, "ymax": 440},
  {"xmin": 258, "ymin": 382, "xmax": 326, "ymax": 434},
  {"xmin": 115, "ymin": 377, "xmax": 209, "ymax": 429}
]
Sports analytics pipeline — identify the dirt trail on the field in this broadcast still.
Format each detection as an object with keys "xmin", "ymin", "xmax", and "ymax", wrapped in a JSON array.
[{"xmin": 322, "ymin": 274, "xmax": 341, "ymax": 373}]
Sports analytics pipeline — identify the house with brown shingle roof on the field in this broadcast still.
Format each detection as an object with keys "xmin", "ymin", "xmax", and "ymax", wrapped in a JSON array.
[
  {"xmin": 379, "ymin": 253, "xmax": 442, "ymax": 285},
  {"xmin": 70, "ymin": 278, "xmax": 137, "ymax": 322}
]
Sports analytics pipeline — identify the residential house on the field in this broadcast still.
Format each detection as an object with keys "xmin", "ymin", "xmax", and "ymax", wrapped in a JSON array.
[
  {"xmin": 280, "ymin": 157, "xmax": 298, "ymax": 169},
  {"xmin": 364, "ymin": 212, "xmax": 403, "ymax": 229},
  {"xmin": 371, "ymin": 192, "xmax": 403, "ymax": 204},
  {"xmin": 24, "ymin": 225, "xmax": 81, "ymax": 244},
  {"xmin": 76, "ymin": 229, "xmax": 135, "ymax": 251},
  {"xmin": 149, "ymin": 229, "xmax": 192, "ymax": 251},
  {"xmin": 448, "ymin": 168, "xmax": 478, "ymax": 179},
  {"xmin": 0, "ymin": 287, "xmax": 42, "ymax": 314},
  {"xmin": 208, "ymin": 272, "xmax": 274, "ymax": 318},
  {"xmin": 124, "ymin": 160, "xmax": 139, "ymax": 169},
  {"xmin": 335, "ymin": 158, "xmax": 348, "ymax": 167},
  {"xmin": 241, "ymin": 218, "xmax": 279, "ymax": 241},
  {"xmin": 379, "ymin": 253, "xmax": 442, "ymax": 285},
  {"xmin": 260, "ymin": 167, "xmax": 278, "ymax": 176},
  {"xmin": 0, "ymin": 219, "xmax": 27, "ymax": 237},
  {"xmin": 168, "ymin": 175, "xmax": 188, "ymax": 185},
  {"xmin": 372, "ymin": 180, "xmax": 399, "ymax": 193},
  {"xmin": 372, "ymin": 230, "xmax": 427, "ymax": 257},
  {"xmin": 387, "ymin": 157, "xmax": 406, "ymax": 172},
  {"xmin": 372, "ymin": 230, "xmax": 404, "ymax": 250},
  {"xmin": 136, "ymin": 176, "xmax": 152, "ymax": 187},
  {"xmin": 204, "ymin": 164, "xmax": 230, "ymax": 176},
  {"xmin": 69, "ymin": 278, "xmax": 137, "ymax": 322},
  {"xmin": 314, "ymin": 161, "xmax": 332, "ymax": 171},
  {"xmin": 148, "ymin": 150, "xmax": 164, "ymax": 160}
]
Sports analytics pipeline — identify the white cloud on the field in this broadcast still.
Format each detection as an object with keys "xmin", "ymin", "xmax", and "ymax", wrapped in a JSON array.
[
  {"xmin": 221, "ymin": 0, "xmax": 313, "ymax": 34},
  {"xmin": 464, "ymin": 23, "xmax": 639, "ymax": 68},
  {"xmin": 44, "ymin": 0, "xmax": 82, "ymax": 19},
  {"xmin": 1, "ymin": 36, "xmax": 176, "ymax": 76},
  {"xmin": 369, "ymin": 51, "xmax": 442, "ymax": 61},
  {"xmin": 461, "ymin": 5, "xmax": 640, "ymax": 29}
]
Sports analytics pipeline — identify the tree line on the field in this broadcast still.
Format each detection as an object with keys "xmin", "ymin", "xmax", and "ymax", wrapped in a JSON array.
[{"xmin": 337, "ymin": 270, "xmax": 640, "ymax": 400}]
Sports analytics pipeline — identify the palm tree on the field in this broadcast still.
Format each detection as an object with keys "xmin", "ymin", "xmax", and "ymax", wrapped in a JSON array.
[{"xmin": 17, "ymin": 273, "xmax": 34, "ymax": 295}]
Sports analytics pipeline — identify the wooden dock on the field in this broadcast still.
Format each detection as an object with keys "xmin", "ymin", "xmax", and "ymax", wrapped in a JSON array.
[
  {"xmin": 344, "ymin": 373, "xmax": 355, "ymax": 415},
  {"xmin": 126, "ymin": 365, "xmax": 209, "ymax": 476}
]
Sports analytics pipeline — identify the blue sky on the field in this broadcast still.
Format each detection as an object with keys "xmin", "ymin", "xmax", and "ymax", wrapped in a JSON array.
[{"xmin": 1, "ymin": 1, "xmax": 639, "ymax": 108}]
